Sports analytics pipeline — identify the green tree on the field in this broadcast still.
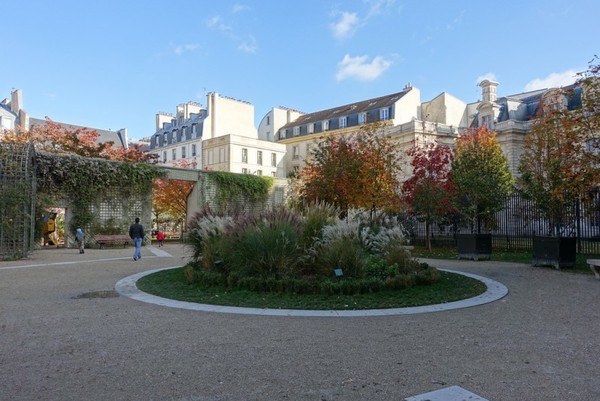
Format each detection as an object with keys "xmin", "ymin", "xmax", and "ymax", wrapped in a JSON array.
[{"xmin": 451, "ymin": 127, "xmax": 514, "ymax": 233}]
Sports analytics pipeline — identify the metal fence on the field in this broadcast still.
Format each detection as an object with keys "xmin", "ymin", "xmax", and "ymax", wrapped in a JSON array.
[{"xmin": 405, "ymin": 193, "xmax": 600, "ymax": 254}]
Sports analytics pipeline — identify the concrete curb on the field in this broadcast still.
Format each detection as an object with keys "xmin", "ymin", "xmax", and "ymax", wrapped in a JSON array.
[{"xmin": 115, "ymin": 267, "xmax": 508, "ymax": 317}]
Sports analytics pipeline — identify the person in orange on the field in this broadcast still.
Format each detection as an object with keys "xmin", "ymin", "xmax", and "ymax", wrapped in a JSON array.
[{"xmin": 156, "ymin": 230, "xmax": 165, "ymax": 247}]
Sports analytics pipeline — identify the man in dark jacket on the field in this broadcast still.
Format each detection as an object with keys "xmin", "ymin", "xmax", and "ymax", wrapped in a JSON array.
[{"xmin": 129, "ymin": 217, "xmax": 145, "ymax": 261}]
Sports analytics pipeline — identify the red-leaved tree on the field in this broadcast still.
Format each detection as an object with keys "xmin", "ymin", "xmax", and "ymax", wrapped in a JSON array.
[{"xmin": 403, "ymin": 142, "xmax": 455, "ymax": 250}]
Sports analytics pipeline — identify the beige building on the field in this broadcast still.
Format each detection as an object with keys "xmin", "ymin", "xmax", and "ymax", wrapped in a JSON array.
[
  {"xmin": 272, "ymin": 84, "xmax": 468, "ymax": 179},
  {"xmin": 148, "ymin": 92, "xmax": 287, "ymax": 177}
]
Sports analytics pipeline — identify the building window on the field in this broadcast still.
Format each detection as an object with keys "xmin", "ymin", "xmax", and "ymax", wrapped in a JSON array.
[
  {"xmin": 308, "ymin": 123, "xmax": 314, "ymax": 134},
  {"xmin": 271, "ymin": 153, "xmax": 276, "ymax": 167},
  {"xmin": 266, "ymin": 116, "xmax": 270, "ymax": 125},
  {"xmin": 292, "ymin": 146, "xmax": 299, "ymax": 160},
  {"xmin": 172, "ymin": 130, "xmax": 178, "ymax": 143},
  {"xmin": 293, "ymin": 126, "xmax": 300, "ymax": 136},
  {"xmin": 280, "ymin": 129, "xmax": 286, "ymax": 139},
  {"xmin": 181, "ymin": 146, "xmax": 186, "ymax": 158},
  {"xmin": 191, "ymin": 144, "xmax": 197, "ymax": 156},
  {"xmin": 172, "ymin": 149, "xmax": 177, "ymax": 160},
  {"xmin": 257, "ymin": 151, "xmax": 263, "ymax": 165},
  {"xmin": 482, "ymin": 115, "xmax": 493, "ymax": 129},
  {"xmin": 359, "ymin": 112, "xmax": 367, "ymax": 125},
  {"xmin": 323, "ymin": 120, "xmax": 329, "ymax": 131},
  {"xmin": 242, "ymin": 168, "xmax": 248, "ymax": 174},
  {"xmin": 256, "ymin": 170, "xmax": 262, "ymax": 176},
  {"xmin": 339, "ymin": 116, "xmax": 347, "ymax": 128},
  {"xmin": 380, "ymin": 108, "xmax": 389, "ymax": 121},
  {"xmin": 163, "ymin": 133, "xmax": 168, "ymax": 145},
  {"xmin": 271, "ymin": 171, "xmax": 276, "ymax": 177},
  {"xmin": 192, "ymin": 124, "xmax": 197, "ymax": 138},
  {"xmin": 162, "ymin": 151, "xmax": 167, "ymax": 163},
  {"xmin": 219, "ymin": 147, "xmax": 225, "ymax": 163},
  {"xmin": 242, "ymin": 148, "xmax": 248, "ymax": 163}
]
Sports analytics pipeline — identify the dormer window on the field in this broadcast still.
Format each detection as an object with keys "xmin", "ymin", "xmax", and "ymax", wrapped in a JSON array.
[
  {"xmin": 163, "ymin": 133, "xmax": 168, "ymax": 145},
  {"xmin": 359, "ymin": 112, "xmax": 367, "ymax": 125},
  {"xmin": 481, "ymin": 115, "xmax": 493, "ymax": 129},
  {"xmin": 308, "ymin": 123, "xmax": 314, "ymax": 134},
  {"xmin": 293, "ymin": 126, "xmax": 300, "ymax": 136},
  {"xmin": 379, "ymin": 108, "xmax": 389, "ymax": 121},
  {"xmin": 542, "ymin": 89, "xmax": 568, "ymax": 114},
  {"xmin": 339, "ymin": 116, "xmax": 347, "ymax": 128},
  {"xmin": 323, "ymin": 120, "xmax": 329, "ymax": 131}
]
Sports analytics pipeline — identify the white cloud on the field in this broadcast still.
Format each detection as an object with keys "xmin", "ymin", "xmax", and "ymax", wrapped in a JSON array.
[
  {"xmin": 206, "ymin": 16, "xmax": 231, "ymax": 33},
  {"xmin": 365, "ymin": 0, "xmax": 396, "ymax": 18},
  {"xmin": 331, "ymin": 11, "xmax": 359, "ymax": 40},
  {"xmin": 232, "ymin": 3, "xmax": 250, "ymax": 13},
  {"xmin": 524, "ymin": 69, "xmax": 579, "ymax": 91},
  {"xmin": 476, "ymin": 72, "xmax": 497, "ymax": 84},
  {"xmin": 238, "ymin": 35, "xmax": 258, "ymax": 54},
  {"xmin": 174, "ymin": 43, "xmax": 199, "ymax": 56},
  {"xmin": 336, "ymin": 54, "xmax": 392, "ymax": 82}
]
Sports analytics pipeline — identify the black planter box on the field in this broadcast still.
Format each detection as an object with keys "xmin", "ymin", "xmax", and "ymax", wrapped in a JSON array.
[
  {"xmin": 531, "ymin": 236, "xmax": 576, "ymax": 269},
  {"xmin": 456, "ymin": 233, "xmax": 492, "ymax": 260}
]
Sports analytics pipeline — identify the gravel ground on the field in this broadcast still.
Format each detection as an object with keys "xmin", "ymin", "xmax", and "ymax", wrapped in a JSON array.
[{"xmin": 0, "ymin": 244, "xmax": 598, "ymax": 401}]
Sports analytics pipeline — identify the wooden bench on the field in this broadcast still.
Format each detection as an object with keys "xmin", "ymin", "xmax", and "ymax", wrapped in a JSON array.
[
  {"xmin": 94, "ymin": 235, "xmax": 131, "ymax": 249},
  {"xmin": 587, "ymin": 259, "xmax": 600, "ymax": 279}
]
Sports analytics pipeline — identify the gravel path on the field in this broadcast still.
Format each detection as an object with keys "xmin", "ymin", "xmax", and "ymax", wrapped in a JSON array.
[{"xmin": 1, "ymin": 244, "xmax": 598, "ymax": 401}]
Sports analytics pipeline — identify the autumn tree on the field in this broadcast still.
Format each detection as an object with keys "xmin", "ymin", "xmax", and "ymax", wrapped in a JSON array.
[
  {"xmin": 402, "ymin": 142, "xmax": 455, "ymax": 250},
  {"xmin": 519, "ymin": 56, "xmax": 600, "ymax": 235},
  {"xmin": 451, "ymin": 127, "xmax": 514, "ymax": 233},
  {"xmin": 152, "ymin": 159, "xmax": 197, "ymax": 234},
  {"xmin": 295, "ymin": 123, "xmax": 404, "ymax": 216},
  {"xmin": 1, "ymin": 118, "xmax": 156, "ymax": 163}
]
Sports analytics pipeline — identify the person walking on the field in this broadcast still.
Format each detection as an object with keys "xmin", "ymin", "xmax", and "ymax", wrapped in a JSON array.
[
  {"xmin": 156, "ymin": 230, "xmax": 165, "ymax": 247},
  {"xmin": 75, "ymin": 227, "xmax": 85, "ymax": 254},
  {"xmin": 129, "ymin": 217, "xmax": 145, "ymax": 261}
]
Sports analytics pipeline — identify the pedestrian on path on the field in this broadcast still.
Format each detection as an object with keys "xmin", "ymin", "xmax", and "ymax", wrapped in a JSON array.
[
  {"xmin": 75, "ymin": 227, "xmax": 85, "ymax": 254},
  {"xmin": 156, "ymin": 230, "xmax": 165, "ymax": 247},
  {"xmin": 129, "ymin": 217, "xmax": 145, "ymax": 261}
]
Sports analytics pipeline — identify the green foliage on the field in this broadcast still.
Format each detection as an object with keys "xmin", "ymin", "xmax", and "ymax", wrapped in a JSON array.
[
  {"xmin": 518, "ymin": 57, "xmax": 600, "ymax": 235},
  {"xmin": 35, "ymin": 152, "xmax": 163, "ymax": 232},
  {"xmin": 186, "ymin": 205, "xmax": 439, "ymax": 295},
  {"xmin": 207, "ymin": 171, "xmax": 274, "ymax": 208},
  {"xmin": 451, "ymin": 127, "xmax": 514, "ymax": 233}
]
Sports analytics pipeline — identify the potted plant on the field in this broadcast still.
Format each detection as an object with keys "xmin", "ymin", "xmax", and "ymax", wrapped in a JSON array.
[
  {"xmin": 518, "ymin": 57, "xmax": 600, "ymax": 268},
  {"xmin": 451, "ymin": 127, "xmax": 514, "ymax": 260}
]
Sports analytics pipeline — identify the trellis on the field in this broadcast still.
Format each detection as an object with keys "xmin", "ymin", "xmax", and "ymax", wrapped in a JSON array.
[{"xmin": 0, "ymin": 143, "xmax": 36, "ymax": 260}]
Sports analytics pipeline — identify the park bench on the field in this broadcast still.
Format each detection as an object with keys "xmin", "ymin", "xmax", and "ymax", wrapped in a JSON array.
[
  {"xmin": 94, "ymin": 235, "xmax": 131, "ymax": 249},
  {"xmin": 587, "ymin": 259, "xmax": 600, "ymax": 280}
]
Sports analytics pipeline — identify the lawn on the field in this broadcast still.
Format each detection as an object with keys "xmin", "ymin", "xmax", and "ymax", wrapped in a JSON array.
[
  {"xmin": 136, "ymin": 266, "xmax": 488, "ymax": 310},
  {"xmin": 412, "ymin": 246, "xmax": 597, "ymax": 275}
]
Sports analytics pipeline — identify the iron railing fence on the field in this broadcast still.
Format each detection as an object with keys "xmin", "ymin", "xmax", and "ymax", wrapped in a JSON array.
[{"xmin": 404, "ymin": 193, "xmax": 600, "ymax": 254}]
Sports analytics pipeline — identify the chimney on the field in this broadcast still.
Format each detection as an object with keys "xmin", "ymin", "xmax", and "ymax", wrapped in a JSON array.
[
  {"xmin": 11, "ymin": 89, "xmax": 22, "ymax": 114},
  {"xmin": 479, "ymin": 80, "xmax": 499, "ymax": 102}
]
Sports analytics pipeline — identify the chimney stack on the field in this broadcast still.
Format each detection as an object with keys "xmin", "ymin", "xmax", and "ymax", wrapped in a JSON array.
[{"xmin": 479, "ymin": 80, "xmax": 499, "ymax": 102}]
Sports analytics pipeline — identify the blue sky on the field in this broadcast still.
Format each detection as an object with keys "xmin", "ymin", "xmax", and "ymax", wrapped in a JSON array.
[{"xmin": 3, "ymin": 0, "xmax": 599, "ymax": 140}]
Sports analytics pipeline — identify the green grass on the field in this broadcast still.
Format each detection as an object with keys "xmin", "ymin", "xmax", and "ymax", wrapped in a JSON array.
[
  {"xmin": 412, "ymin": 246, "xmax": 597, "ymax": 275},
  {"xmin": 137, "ymin": 267, "xmax": 487, "ymax": 310}
]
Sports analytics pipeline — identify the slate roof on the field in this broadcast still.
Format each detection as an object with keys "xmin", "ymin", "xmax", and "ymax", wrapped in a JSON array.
[
  {"xmin": 279, "ymin": 89, "xmax": 411, "ymax": 130},
  {"xmin": 29, "ymin": 117, "xmax": 127, "ymax": 148}
]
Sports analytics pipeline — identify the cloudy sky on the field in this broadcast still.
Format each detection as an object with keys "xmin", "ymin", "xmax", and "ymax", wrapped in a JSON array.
[{"xmin": 2, "ymin": 0, "xmax": 599, "ymax": 139}]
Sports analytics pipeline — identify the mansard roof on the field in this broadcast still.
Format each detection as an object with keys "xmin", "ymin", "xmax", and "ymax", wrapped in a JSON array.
[
  {"xmin": 472, "ymin": 83, "xmax": 583, "ymax": 127},
  {"xmin": 279, "ymin": 88, "xmax": 411, "ymax": 130}
]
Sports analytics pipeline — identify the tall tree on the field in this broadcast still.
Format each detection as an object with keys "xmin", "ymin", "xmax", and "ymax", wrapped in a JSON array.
[
  {"xmin": 296, "ymin": 123, "xmax": 404, "ymax": 215},
  {"xmin": 519, "ymin": 56, "xmax": 600, "ymax": 235},
  {"xmin": 403, "ymin": 142, "xmax": 455, "ymax": 250},
  {"xmin": 451, "ymin": 127, "xmax": 514, "ymax": 233}
]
